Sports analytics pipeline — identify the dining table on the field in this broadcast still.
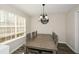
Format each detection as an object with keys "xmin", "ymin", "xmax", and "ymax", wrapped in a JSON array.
[{"xmin": 26, "ymin": 34, "xmax": 58, "ymax": 54}]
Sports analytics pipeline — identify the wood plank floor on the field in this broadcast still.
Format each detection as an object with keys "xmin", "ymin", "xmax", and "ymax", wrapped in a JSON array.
[
  {"xmin": 13, "ymin": 43, "xmax": 75, "ymax": 54},
  {"xmin": 57, "ymin": 43, "xmax": 75, "ymax": 54}
]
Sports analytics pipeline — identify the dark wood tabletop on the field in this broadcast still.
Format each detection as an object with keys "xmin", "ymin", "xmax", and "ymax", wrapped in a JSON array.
[{"xmin": 26, "ymin": 34, "xmax": 57, "ymax": 53}]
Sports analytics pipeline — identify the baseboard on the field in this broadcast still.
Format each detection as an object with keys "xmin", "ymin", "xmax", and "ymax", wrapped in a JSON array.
[
  {"xmin": 58, "ymin": 41, "xmax": 66, "ymax": 44},
  {"xmin": 66, "ymin": 43, "xmax": 76, "ymax": 53}
]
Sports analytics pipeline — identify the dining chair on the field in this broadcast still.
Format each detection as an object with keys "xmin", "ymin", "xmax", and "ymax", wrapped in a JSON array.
[
  {"xmin": 25, "ymin": 33, "xmax": 31, "ymax": 53},
  {"xmin": 32, "ymin": 31, "xmax": 37, "ymax": 39},
  {"xmin": 26, "ymin": 32, "xmax": 39, "ymax": 54},
  {"xmin": 26, "ymin": 33, "xmax": 31, "ymax": 41},
  {"xmin": 52, "ymin": 32, "xmax": 58, "ymax": 46},
  {"xmin": 54, "ymin": 34, "xmax": 58, "ymax": 46}
]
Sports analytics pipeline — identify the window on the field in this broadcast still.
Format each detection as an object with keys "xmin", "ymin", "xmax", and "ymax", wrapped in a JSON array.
[{"xmin": 0, "ymin": 10, "xmax": 26, "ymax": 43}]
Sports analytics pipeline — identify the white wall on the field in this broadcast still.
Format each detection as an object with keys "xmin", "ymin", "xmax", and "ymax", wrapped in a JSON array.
[
  {"xmin": 66, "ymin": 5, "xmax": 79, "ymax": 53},
  {"xmin": 26, "ymin": 17, "xmax": 31, "ymax": 33},
  {"xmin": 77, "ymin": 12, "xmax": 79, "ymax": 53},
  {"xmin": 31, "ymin": 13, "xmax": 66, "ymax": 43},
  {"xmin": 75, "ymin": 12, "xmax": 79, "ymax": 53},
  {"xmin": 66, "ymin": 10, "xmax": 75, "ymax": 52}
]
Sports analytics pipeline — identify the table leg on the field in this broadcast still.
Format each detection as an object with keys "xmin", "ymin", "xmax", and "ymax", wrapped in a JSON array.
[
  {"xmin": 53, "ymin": 50, "xmax": 57, "ymax": 54},
  {"xmin": 24, "ymin": 46, "xmax": 26, "ymax": 54},
  {"xmin": 26, "ymin": 47, "xmax": 29, "ymax": 54}
]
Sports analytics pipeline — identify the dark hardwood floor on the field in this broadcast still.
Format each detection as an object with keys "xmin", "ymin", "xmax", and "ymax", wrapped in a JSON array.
[
  {"xmin": 57, "ymin": 43, "xmax": 75, "ymax": 54},
  {"xmin": 13, "ymin": 43, "xmax": 75, "ymax": 54}
]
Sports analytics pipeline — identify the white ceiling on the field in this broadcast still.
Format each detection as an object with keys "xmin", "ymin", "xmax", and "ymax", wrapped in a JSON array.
[{"xmin": 12, "ymin": 4, "xmax": 78, "ymax": 16}]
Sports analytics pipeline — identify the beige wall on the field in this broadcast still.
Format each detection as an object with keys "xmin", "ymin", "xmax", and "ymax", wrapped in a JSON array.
[
  {"xmin": 31, "ymin": 13, "xmax": 66, "ymax": 43},
  {"xmin": 26, "ymin": 17, "xmax": 31, "ymax": 33},
  {"xmin": 66, "ymin": 5, "xmax": 79, "ymax": 53},
  {"xmin": 66, "ymin": 10, "xmax": 75, "ymax": 52}
]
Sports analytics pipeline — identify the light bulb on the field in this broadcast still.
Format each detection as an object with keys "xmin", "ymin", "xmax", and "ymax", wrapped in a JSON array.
[
  {"xmin": 45, "ymin": 16, "xmax": 48, "ymax": 19},
  {"xmin": 40, "ymin": 15, "xmax": 42, "ymax": 19}
]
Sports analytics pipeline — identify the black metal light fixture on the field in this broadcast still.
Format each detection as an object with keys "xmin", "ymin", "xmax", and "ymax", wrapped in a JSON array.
[{"xmin": 40, "ymin": 4, "xmax": 49, "ymax": 24}]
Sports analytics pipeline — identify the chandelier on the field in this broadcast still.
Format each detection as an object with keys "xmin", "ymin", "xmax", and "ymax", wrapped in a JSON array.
[{"xmin": 40, "ymin": 4, "xmax": 49, "ymax": 24}]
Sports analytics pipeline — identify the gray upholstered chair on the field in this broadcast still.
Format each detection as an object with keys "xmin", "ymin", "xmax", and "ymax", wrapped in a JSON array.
[
  {"xmin": 52, "ymin": 32, "xmax": 56, "ymax": 39},
  {"xmin": 52, "ymin": 32, "xmax": 58, "ymax": 46},
  {"xmin": 26, "ymin": 32, "xmax": 39, "ymax": 54},
  {"xmin": 32, "ymin": 31, "xmax": 37, "ymax": 39},
  {"xmin": 54, "ymin": 34, "xmax": 58, "ymax": 46},
  {"xmin": 26, "ymin": 33, "xmax": 31, "ymax": 41}
]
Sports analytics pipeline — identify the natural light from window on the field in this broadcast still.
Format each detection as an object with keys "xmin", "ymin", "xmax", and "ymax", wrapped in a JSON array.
[{"xmin": 0, "ymin": 10, "xmax": 26, "ymax": 43}]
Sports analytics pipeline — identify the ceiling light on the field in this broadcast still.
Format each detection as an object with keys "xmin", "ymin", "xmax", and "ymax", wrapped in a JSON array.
[{"xmin": 40, "ymin": 4, "xmax": 49, "ymax": 24}]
